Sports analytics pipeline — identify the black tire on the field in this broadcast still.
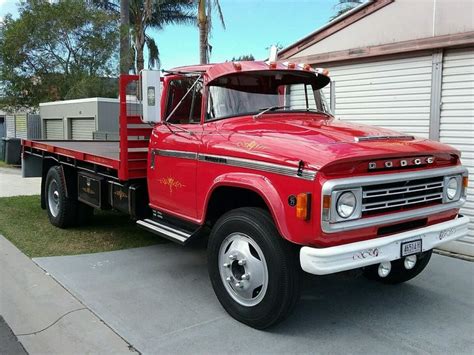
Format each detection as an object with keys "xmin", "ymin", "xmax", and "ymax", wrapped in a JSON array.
[
  {"xmin": 208, "ymin": 207, "xmax": 300, "ymax": 329},
  {"xmin": 363, "ymin": 250, "xmax": 432, "ymax": 284},
  {"xmin": 45, "ymin": 166, "xmax": 78, "ymax": 228}
]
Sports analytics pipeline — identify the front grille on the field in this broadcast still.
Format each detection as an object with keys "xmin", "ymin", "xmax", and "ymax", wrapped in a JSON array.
[{"xmin": 362, "ymin": 176, "xmax": 444, "ymax": 216}]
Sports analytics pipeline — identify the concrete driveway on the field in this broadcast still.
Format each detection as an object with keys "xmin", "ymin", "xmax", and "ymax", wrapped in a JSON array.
[
  {"xmin": 0, "ymin": 167, "xmax": 41, "ymax": 197},
  {"xmin": 34, "ymin": 242, "xmax": 474, "ymax": 354}
]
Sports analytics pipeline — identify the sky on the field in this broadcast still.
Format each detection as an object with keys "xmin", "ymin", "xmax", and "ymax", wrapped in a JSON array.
[{"xmin": 0, "ymin": 0, "xmax": 340, "ymax": 70}]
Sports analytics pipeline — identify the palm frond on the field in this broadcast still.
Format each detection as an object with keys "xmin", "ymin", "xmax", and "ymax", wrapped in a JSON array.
[
  {"xmin": 213, "ymin": 0, "xmax": 225, "ymax": 29},
  {"xmin": 145, "ymin": 34, "xmax": 160, "ymax": 69}
]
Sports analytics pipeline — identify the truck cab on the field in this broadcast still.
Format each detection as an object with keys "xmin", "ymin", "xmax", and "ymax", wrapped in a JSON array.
[{"xmin": 22, "ymin": 61, "xmax": 469, "ymax": 329}]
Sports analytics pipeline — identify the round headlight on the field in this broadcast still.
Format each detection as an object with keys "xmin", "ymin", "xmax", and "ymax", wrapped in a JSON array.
[
  {"xmin": 336, "ymin": 191, "xmax": 357, "ymax": 219},
  {"xmin": 447, "ymin": 177, "xmax": 458, "ymax": 200}
]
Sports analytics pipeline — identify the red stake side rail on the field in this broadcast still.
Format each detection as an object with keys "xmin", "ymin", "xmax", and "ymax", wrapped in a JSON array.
[{"xmin": 119, "ymin": 74, "xmax": 152, "ymax": 181}]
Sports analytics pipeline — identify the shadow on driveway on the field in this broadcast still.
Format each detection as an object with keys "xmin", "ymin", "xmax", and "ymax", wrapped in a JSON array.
[{"xmin": 34, "ymin": 242, "xmax": 474, "ymax": 354}]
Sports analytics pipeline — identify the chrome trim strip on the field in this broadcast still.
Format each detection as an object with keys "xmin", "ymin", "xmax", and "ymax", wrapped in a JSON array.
[
  {"xmin": 198, "ymin": 153, "xmax": 317, "ymax": 181},
  {"xmin": 355, "ymin": 135, "xmax": 415, "ymax": 142},
  {"xmin": 322, "ymin": 199, "xmax": 465, "ymax": 233},
  {"xmin": 322, "ymin": 166, "xmax": 468, "ymax": 233},
  {"xmin": 153, "ymin": 149, "xmax": 317, "ymax": 180},
  {"xmin": 157, "ymin": 149, "xmax": 197, "ymax": 160}
]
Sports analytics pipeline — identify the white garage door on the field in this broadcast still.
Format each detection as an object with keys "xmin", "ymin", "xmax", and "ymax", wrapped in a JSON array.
[
  {"xmin": 319, "ymin": 55, "xmax": 433, "ymax": 138},
  {"xmin": 14, "ymin": 114, "xmax": 27, "ymax": 139},
  {"xmin": 438, "ymin": 48, "xmax": 474, "ymax": 256},
  {"xmin": 44, "ymin": 119, "xmax": 64, "ymax": 140},
  {"xmin": 70, "ymin": 118, "xmax": 95, "ymax": 140},
  {"xmin": 6, "ymin": 115, "xmax": 15, "ymax": 138}
]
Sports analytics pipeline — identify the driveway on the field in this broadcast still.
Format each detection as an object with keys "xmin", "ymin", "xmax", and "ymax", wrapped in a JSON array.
[
  {"xmin": 0, "ymin": 167, "xmax": 41, "ymax": 197},
  {"xmin": 34, "ymin": 243, "xmax": 474, "ymax": 354}
]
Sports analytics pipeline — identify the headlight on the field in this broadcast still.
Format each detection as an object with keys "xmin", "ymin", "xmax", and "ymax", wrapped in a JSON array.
[
  {"xmin": 446, "ymin": 177, "xmax": 458, "ymax": 200},
  {"xmin": 336, "ymin": 191, "xmax": 357, "ymax": 219}
]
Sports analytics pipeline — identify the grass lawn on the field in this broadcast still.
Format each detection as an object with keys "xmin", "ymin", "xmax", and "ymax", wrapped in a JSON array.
[
  {"xmin": 0, "ymin": 195, "xmax": 163, "ymax": 257},
  {"xmin": 0, "ymin": 161, "xmax": 18, "ymax": 169}
]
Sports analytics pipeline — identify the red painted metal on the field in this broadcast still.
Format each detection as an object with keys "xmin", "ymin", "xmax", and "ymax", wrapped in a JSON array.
[{"xmin": 118, "ymin": 74, "xmax": 152, "ymax": 181}]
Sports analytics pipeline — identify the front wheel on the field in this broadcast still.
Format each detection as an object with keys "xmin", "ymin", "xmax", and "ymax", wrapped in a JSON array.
[
  {"xmin": 207, "ymin": 208, "xmax": 300, "ymax": 329},
  {"xmin": 363, "ymin": 250, "xmax": 432, "ymax": 284}
]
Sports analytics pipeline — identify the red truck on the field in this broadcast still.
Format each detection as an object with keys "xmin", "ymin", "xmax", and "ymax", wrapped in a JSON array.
[{"xmin": 22, "ymin": 61, "xmax": 469, "ymax": 329}]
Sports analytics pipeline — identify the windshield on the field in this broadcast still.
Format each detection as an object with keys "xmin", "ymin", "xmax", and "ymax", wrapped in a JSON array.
[{"xmin": 206, "ymin": 70, "xmax": 331, "ymax": 121}]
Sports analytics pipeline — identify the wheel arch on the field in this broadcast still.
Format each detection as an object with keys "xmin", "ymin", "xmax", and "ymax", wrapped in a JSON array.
[
  {"xmin": 203, "ymin": 173, "xmax": 290, "ymax": 239},
  {"xmin": 41, "ymin": 160, "xmax": 78, "ymax": 209}
]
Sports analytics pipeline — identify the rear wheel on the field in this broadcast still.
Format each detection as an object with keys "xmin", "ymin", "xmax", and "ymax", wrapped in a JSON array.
[
  {"xmin": 45, "ymin": 166, "xmax": 79, "ymax": 228},
  {"xmin": 208, "ymin": 207, "xmax": 300, "ymax": 329},
  {"xmin": 363, "ymin": 250, "xmax": 432, "ymax": 284}
]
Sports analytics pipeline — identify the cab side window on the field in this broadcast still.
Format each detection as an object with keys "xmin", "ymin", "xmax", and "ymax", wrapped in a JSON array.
[{"xmin": 165, "ymin": 77, "xmax": 202, "ymax": 124}]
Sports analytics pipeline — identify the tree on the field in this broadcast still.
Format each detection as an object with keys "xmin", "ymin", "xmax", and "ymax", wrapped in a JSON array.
[
  {"xmin": 230, "ymin": 54, "xmax": 255, "ymax": 61},
  {"xmin": 130, "ymin": 0, "xmax": 195, "ymax": 72},
  {"xmin": 0, "ymin": 0, "xmax": 119, "ymax": 110},
  {"xmin": 92, "ymin": 0, "xmax": 195, "ymax": 72},
  {"xmin": 197, "ymin": 0, "xmax": 225, "ymax": 64},
  {"xmin": 330, "ymin": 0, "xmax": 365, "ymax": 21},
  {"xmin": 120, "ymin": 0, "xmax": 130, "ymax": 74}
]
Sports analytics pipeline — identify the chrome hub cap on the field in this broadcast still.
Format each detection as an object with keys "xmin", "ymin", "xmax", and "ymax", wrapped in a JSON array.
[
  {"xmin": 218, "ymin": 232, "xmax": 268, "ymax": 307},
  {"xmin": 48, "ymin": 180, "xmax": 60, "ymax": 217}
]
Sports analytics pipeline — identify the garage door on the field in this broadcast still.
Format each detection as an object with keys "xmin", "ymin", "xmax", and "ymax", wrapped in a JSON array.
[
  {"xmin": 6, "ymin": 115, "xmax": 15, "ymax": 137},
  {"xmin": 70, "ymin": 118, "xmax": 95, "ymax": 140},
  {"xmin": 14, "ymin": 114, "xmax": 27, "ymax": 139},
  {"xmin": 438, "ymin": 48, "xmax": 474, "ymax": 256},
  {"xmin": 318, "ymin": 55, "xmax": 433, "ymax": 138},
  {"xmin": 44, "ymin": 119, "xmax": 64, "ymax": 140}
]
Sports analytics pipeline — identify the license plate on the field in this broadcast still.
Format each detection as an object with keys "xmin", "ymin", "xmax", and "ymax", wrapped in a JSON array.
[{"xmin": 401, "ymin": 239, "xmax": 422, "ymax": 257}]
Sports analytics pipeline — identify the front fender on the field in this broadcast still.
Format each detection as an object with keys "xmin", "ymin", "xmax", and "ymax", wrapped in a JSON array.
[{"xmin": 202, "ymin": 172, "xmax": 290, "ymax": 239}]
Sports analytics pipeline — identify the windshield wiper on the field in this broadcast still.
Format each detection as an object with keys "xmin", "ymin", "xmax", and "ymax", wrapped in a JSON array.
[
  {"xmin": 304, "ymin": 108, "xmax": 333, "ymax": 118},
  {"xmin": 253, "ymin": 105, "xmax": 289, "ymax": 119}
]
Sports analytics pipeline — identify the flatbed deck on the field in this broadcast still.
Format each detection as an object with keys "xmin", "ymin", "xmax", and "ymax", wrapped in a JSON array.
[
  {"xmin": 22, "ymin": 139, "xmax": 123, "ymax": 176},
  {"xmin": 38, "ymin": 141, "xmax": 120, "ymax": 160}
]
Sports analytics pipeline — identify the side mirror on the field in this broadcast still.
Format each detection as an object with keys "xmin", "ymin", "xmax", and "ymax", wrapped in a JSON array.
[{"xmin": 140, "ymin": 69, "xmax": 161, "ymax": 124}]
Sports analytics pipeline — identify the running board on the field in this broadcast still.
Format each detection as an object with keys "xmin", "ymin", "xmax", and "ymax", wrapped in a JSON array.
[{"xmin": 136, "ymin": 218, "xmax": 200, "ymax": 245}]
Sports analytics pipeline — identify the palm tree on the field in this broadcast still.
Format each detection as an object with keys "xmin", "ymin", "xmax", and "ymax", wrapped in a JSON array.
[
  {"xmin": 90, "ymin": 0, "xmax": 195, "ymax": 72},
  {"xmin": 120, "ymin": 0, "xmax": 130, "ymax": 74},
  {"xmin": 130, "ymin": 0, "xmax": 195, "ymax": 72},
  {"xmin": 330, "ymin": 0, "xmax": 365, "ymax": 21},
  {"xmin": 197, "ymin": 0, "xmax": 225, "ymax": 64}
]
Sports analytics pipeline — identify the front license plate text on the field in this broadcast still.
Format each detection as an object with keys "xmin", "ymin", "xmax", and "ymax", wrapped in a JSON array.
[{"xmin": 401, "ymin": 239, "xmax": 422, "ymax": 257}]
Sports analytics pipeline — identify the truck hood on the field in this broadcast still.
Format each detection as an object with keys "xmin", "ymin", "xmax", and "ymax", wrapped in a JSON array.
[{"xmin": 204, "ymin": 114, "xmax": 459, "ymax": 170}]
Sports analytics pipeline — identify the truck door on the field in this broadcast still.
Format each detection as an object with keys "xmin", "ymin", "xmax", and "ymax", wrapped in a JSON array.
[{"xmin": 148, "ymin": 75, "xmax": 203, "ymax": 220}]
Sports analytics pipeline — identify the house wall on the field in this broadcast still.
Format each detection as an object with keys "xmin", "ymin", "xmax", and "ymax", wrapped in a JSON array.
[{"xmin": 295, "ymin": 0, "xmax": 474, "ymax": 58}]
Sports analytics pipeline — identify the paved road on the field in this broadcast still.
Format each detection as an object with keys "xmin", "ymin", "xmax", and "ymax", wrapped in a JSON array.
[
  {"xmin": 35, "ymin": 243, "xmax": 474, "ymax": 355},
  {"xmin": 0, "ymin": 167, "xmax": 41, "ymax": 197},
  {"xmin": 0, "ymin": 316, "xmax": 27, "ymax": 355}
]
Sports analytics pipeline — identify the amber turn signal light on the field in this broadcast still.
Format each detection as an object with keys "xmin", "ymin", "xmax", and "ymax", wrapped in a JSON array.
[
  {"xmin": 463, "ymin": 176, "xmax": 469, "ymax": 188},
  {"xmin": 296, "ymin": 192, "xmax": 311, "ymax": 221}
]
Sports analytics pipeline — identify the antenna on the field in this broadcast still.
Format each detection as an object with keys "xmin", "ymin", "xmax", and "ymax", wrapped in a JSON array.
[{"xmin": 269, "ymin": 45, "xmax": 278, "ymax": 62}]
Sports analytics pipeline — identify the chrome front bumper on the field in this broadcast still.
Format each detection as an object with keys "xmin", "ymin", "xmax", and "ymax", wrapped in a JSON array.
[{"xmin": 300, "ymin": 215, "xmax": 469, "ymax": 275}]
